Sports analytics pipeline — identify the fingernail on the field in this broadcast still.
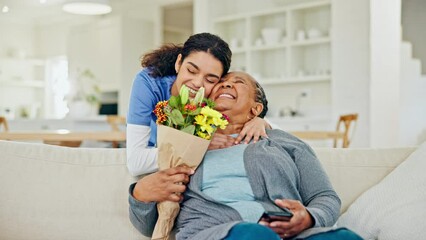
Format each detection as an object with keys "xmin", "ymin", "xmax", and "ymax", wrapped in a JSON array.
[{"xmin": 270, "ymin": 223, "xmax": 277, "ymax": 227}]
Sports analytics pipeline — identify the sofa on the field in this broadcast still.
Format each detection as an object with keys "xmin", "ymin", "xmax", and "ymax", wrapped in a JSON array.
[{"xmin": 0, "ymin": 140, "xmax": 425, "ymax": 240}]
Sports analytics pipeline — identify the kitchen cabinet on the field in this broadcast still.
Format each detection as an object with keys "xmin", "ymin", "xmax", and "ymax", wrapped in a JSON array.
[
  {"xmin": 0, "ymin": 58, "xmax": 46, "ymax": 119},
  {"xmin": 207, "ymin": 0, "xmax": 333, "ymax": 130},
  {"xmin": 0, "ymin": 58, "xmax": 46, "ymax": 88},
  {"xmin": 212, "ymin": 0, "xmax": 331, "ymax": 86}
]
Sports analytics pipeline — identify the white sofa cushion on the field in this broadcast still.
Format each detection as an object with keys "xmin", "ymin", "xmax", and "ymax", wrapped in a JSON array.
[
  {"xmin": 314, "ymin": 147, "xmax": 414, "ymax": 213},
  {"xmin": 337, "ymin": 142, "xmax": 426, "ymax": 240},
  {"xmin": 0, "ymin": 140, "xmax": 145, "ymax": 240}
]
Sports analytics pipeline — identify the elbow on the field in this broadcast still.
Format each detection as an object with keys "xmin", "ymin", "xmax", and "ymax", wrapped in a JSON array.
[
  {"xmin": 126, "ymin": 153, "xmax": 141, "ymax": 177},
  {"xmin": 128, "ymin": 168, "xmax": 140, "ymax": 177},
  {"xmin": 129, "ymin": 207, "xmax": 153, "ymax": 237},
  {"xmin": 127, "ymin": 161, "xmax": 141, "ymax": 177}
]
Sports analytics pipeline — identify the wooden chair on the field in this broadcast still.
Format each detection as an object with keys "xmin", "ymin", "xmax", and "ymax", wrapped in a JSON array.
[
  {"xmin": 106, "ymin": 115, "xmax": 126, "ymax": 148},
  {"xmin": 107, "ymin": 115, "xmax": 126, "ymax": 131},
  {"xmin": 334, "ymin": 113, "xmax": 358, "ymax": 148},
  {"xmin": 0, "ymin": 116, "xmax": 9, "ymax": 132},
  {"xmin": 290, "ymin": 113, "xmax": 358, "ymax": 148}
]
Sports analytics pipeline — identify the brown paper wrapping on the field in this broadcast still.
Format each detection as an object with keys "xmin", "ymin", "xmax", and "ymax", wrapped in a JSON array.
[{"xmin": 151, "ymin": 125, "xmax": 210, "ymax": 240}]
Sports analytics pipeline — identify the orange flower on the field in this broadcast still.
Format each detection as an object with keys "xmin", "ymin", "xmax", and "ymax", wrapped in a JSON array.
[{"xmin": 154, "ymin": 101, "xmax": 168, "ymax": 124}]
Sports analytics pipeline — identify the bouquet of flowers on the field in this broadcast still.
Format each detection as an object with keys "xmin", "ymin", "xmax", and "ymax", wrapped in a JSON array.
[{"xmin": 152, "ymin": 85, "xmax": 228, "ymax": 240}]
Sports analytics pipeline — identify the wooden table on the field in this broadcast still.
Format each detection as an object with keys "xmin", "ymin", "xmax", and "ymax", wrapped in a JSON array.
[{"xmin": 0, "ymin": 130, "xmax": 126, "ymax": 142}]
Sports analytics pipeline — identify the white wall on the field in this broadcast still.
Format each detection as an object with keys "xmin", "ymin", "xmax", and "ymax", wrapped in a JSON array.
[
  {"xmin": 68, "ymin": 16, "xmax": 122, "ymax": 92},
  {"xmin": 331, "ymin": 0, "xmax": 371, "ymax": 147},
  {"xmin": 120, "ymin": 17, "xmax": 154, "ymax": 116},
  {"xmin": 399, "ymin": 44, "xmax": 426, "ymax": 146},
  {"xmin": 0, "ymin": 21, "xmax": 35, "ymax": 58},
  {"xmin": 34, "ymin": 24, "xmax": 69, "ymax": 58},
  {"xmin": 333, "ymin": 0, "xmax": 405, "ymax": 148},
  {"xmin": 370, "ymin": 0, "xmax": 401, "ymax": 147}
]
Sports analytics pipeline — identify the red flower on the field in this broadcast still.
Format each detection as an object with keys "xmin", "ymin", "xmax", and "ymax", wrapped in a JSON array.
[{"xmin": 184, "ymin": 104, "xmax": 197, "ymax": 111}]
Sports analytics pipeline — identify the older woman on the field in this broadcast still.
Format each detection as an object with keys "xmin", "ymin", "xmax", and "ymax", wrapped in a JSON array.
[{"xmin": 129, "ymin": 72, "xmax": 362, "ymax": 240}]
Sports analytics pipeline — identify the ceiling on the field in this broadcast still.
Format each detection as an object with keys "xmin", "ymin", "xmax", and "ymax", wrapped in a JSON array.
[{"xmin": 0, "ymin": 0, "xmax": 190, "ymax": 25}]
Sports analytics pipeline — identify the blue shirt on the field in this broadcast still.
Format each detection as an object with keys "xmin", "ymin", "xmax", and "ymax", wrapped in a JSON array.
[
  {"xmin": 201, "ymin": 143, "xmax": 265, "ymax": 223},
  {"xmin": 127, "ymin": 68, "xmax": 176, "ymax": 146}
]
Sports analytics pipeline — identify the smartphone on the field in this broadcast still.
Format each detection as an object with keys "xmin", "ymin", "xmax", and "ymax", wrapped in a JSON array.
[{"xmin": 258, "ymin": 208, "xmax": 293, "ymax": 222}]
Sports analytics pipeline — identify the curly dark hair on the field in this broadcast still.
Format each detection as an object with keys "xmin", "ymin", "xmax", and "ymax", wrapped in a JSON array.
[
  {"xmin": 141, "ymin": 33, "xmax": 232, "ymax": 78},
  {"xmin": 254, "ymin": 80, "xmax": 269, "ymax": 118}
]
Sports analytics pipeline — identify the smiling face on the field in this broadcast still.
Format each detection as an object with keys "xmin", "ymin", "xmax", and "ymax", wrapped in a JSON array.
[
  {"xmin": 210, "ymin": 72, "xmax": 264, "ymax": 126},
  {"xmin": 171, "ymin": 51, "xmax": 223, "ymax": 98}
]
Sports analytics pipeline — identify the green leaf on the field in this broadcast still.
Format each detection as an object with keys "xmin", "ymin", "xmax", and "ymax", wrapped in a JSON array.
[
  {"xmin": 169, "ymin": 96, "xmax": 180, "ymax": 108},
  {"xmin": 204, "ymin": 98, "xmax": 216, "ymax": 108},
  {"xmin": 181, "ymin": 125, "xmax": 195, "ymax": 135},
  {"xmin": 170, "ymin": 109, "xmax": 185, "ymax": 125},
  {"xmin": 179, "ymin": 85, "xmax": 189, "ymax": 105},
  {"xmin": 192, "ymin": 87, "xmax": 205, "ymax": 105},
  {"xmin": 187, "ymin": 108, "xmax": 201, "ymax": 116},
  {"xmin": 185, "ymin": 115, "xmax": 195, "ymax": 125}
]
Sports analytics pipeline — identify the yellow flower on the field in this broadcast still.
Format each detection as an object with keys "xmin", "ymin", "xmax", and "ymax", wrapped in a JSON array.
[
  {"xmin": 211, "ymin": 116, "xmax": 228, "ymax": 129},
  {"xmin": 201, "ymin": 106, "xmax": 222, "ymax": 118},
  {"xmin": 197, "ymin": 130, "xmax": 209, "ymax": 140},
  {"xmin": 194, "ymin": 114, "xmax": 207, "ymax": 125},
  {"xmin": 200, "ymin": 120, "xmax": 214, "ymax": 134}
]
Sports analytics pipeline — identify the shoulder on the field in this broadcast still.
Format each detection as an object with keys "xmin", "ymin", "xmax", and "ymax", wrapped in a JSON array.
[
  {"xmin": 262, "ymin": 129, "xmax": 314, "ymax": 154},
  {"xmin": 130, "ymin": 68, "xmax": 176, "ymax": 102},
  {"xmin": 266, "ymin": 129, "xmax": 302, "ymax": 143}
]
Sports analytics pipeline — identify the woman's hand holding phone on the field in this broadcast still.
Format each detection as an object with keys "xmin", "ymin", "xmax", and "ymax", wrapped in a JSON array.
[{"xmin": 259, "ymin": 199, "xmax": 314, "ymax": 239}]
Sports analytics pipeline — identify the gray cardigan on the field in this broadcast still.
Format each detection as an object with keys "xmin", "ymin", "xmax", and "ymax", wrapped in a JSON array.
[{"xmin": 129, "ymin": 129, "xmax": 341, "ymax": 240}]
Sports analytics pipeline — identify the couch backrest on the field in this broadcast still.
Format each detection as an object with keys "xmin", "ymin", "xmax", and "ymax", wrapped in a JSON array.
[
  {"xmin": 314, "ymin": 147, "xmax": 416, "ymax": 212},
  {"xmin": 0, "ymin": 140, "xmax": 146, "ymax": 240},
  {"xmin": 0, "ymin": 140, "xmax": 416, "ymax": 239}
]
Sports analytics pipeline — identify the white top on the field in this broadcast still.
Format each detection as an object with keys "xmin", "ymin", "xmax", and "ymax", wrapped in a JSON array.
[{"xmin": 126, "ymin": 124, "xmax": 158, "ymax": 176}]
